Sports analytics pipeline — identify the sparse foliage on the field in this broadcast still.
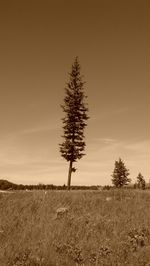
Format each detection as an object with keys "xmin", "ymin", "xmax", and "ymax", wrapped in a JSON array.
[
  {"xmin": 60, "ymin": 57, "xmax": 89, "ymax": 189},
  {"xmin": 136, "ymin": 172, "xmax": 146, "ymax": 190},
  {"xmin": 111, "ymin": 158, "xmax": 131, "ymax": 188}
]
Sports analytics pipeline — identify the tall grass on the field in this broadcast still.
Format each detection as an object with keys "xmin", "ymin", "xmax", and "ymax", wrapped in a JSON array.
[{"xmin": 1, "ymin": 189, "xmax": 150, "ymax": 265}]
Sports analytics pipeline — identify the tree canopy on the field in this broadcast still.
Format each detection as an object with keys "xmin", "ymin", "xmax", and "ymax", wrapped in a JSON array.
[{"xmin": 111, "ymin": 158, "xmax": 131, "ymax": 188}]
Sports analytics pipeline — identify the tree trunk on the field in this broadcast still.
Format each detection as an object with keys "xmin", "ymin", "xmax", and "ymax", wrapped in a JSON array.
[{"xmin": 67, "ymin": 160, "xmax": 73, "ymax": 190}]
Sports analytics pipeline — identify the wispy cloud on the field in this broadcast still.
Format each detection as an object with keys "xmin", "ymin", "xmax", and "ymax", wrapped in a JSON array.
[
  {"xmin": 90, "ymin": 106, "xmax": 135, "ymax": 121},
  {"xmin": 19, "ymin": 124, "xmax": 60, "ymax": 135},
  {"xmin": 125, "ymin": 140, "xmax": 150, "ymax": 153},
  {"xmin": 91, "ymin": 137, "xmax": 116, "ymax": 144}
]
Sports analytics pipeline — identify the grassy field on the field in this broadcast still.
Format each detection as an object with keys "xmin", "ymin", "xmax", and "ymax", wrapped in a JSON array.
[{"xmin": 1, "ymin": 189, "xmax": 150, "ymax": 266}]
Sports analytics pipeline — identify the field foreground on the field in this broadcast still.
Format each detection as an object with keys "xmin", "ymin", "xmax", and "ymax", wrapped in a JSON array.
[{"xmin": 1, "ymin": 189, "xmax": 150, "ymax": 266}]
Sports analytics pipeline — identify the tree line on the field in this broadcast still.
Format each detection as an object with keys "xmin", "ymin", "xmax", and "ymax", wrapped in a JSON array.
[{"xmin": 0, "ymin": 179, "xmax": 99, "ymax": 191}]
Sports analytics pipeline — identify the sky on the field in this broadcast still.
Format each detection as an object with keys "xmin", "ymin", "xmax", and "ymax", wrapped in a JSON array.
[{"xmin": 0, "ymin": 0, "xmax": 150, "ymax": 186}]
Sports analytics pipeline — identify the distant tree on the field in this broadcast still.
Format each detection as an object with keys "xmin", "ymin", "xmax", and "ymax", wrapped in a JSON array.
[
  {"xmin": 103, "ymin": 185, "xmax": 112, "ymax": 190},
  {"xmin": 136, "ymin": 172, "xmax": 146, "ymax": 190},
  {"xmin": 0, "ymin": 179, "xmax": 17, "ymax": 190},
  {"xmin": 111, "ymin": 158, "xmax": 131, "ymax": 188},
  {"xmin": 59, "ymin": 57, "xmax": 89, "ymax": 190}
]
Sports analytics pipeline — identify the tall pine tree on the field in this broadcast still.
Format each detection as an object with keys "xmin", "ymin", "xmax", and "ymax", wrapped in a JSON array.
[
  {"xmin": 111, "ymin": 158, "xmax": 131, "ymax": 188},
  {"xmin": 60, "ymin": 57, "xmax": 89, "ymax": 190}
]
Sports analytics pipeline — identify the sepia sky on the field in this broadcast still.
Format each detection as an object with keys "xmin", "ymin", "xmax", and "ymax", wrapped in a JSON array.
[{"xmin": 0, "ymin": 0, "xmax": 150, "ymax": 185}]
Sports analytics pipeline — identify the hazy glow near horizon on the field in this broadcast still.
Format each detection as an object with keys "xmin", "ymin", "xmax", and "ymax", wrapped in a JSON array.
[{"xmin": 0, "ymin": 0, "xmax": 150, "ymax": 185}]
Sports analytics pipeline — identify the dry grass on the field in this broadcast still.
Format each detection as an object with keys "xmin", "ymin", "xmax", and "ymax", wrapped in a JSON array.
[{"xmin": 1, "ymin": 189, "xmax": 150, "ymax": 265}]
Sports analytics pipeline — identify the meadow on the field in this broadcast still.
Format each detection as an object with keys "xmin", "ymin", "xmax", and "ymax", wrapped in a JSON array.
[{"xmin": 1, "ymin": 189, "xmax": 150, "ymax": 266}]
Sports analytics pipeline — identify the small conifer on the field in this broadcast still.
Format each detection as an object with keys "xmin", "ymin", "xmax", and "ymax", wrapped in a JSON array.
[{"xmin": 111, "ymin": 158, "xmax": 131, "ymax": 188}]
